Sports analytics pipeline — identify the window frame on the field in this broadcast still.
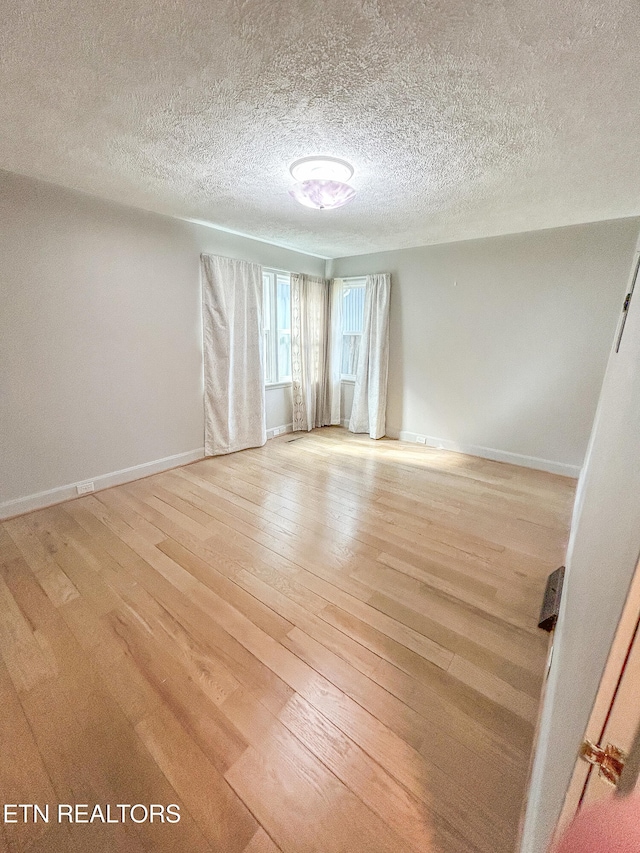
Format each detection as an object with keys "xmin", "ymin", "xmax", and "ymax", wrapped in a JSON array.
[
  {"xmin": 263, "ymin": 269, "xmax": 292, "ymax": 387},
  {"xmin": 340, "ymin": 277, "xmax": 367, "ymax": 381}
]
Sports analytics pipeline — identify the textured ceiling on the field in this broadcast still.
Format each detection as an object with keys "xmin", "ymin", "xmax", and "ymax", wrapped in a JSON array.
[{"xmin": 1, "ymin": 0, "xmax": 639, "ymax": 258}]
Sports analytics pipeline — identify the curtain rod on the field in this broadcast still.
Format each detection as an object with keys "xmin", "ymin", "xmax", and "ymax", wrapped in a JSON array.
[
  {"xmin": 264, "ymin": 267, "xmax": 366, "ymax": 283},
  {"xmin": 263, "ymin": 266, "xmax": 296, "ymax": 276},
  {"xmin": 263, "ymin": 266, "xmax": 330, "ymax": 277}
]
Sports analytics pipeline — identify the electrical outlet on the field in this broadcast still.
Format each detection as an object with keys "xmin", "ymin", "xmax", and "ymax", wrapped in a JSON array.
[
  {"xmin": 416, "ymin": 435, "xmax": 427, "ymax": 445},
  {"xmin": 76, "ymin": 481, "xmax": 95, "ymax": 495}
]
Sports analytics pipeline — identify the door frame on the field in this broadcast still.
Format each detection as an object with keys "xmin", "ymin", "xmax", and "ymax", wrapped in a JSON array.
[{"xmin": 553, "ymin": 552, "xmax": 640, "ymax": 842}]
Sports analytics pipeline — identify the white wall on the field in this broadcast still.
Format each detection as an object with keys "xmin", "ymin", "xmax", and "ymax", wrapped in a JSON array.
[
  {"xmin": 265, "ymin": 384, "xmax": 293, "ymax": 435},
  {"xmin": 329, "ymin": 219, "xmax": 640, "ymax": 474},
  {"xmin": 340, "ymin": 380, "xmax": 355, "ymax": 425},
  {"xmin": 0, "ymin": 171, "xmax": 323, "ymax": 513},
  {"xmin": 521, "ymin": 240, "xmax": 640, "ymax": 853}
]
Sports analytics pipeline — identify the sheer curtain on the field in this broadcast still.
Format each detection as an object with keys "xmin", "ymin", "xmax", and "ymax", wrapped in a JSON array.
[
  {"xmin": 328, "ymin": 278, "xmax": 344, "ymax": 426},
  {"xmin": 201, "ymin": 254, "xmax": 266, "ymax": 455},
  {"xmin": 349, "ymin": 273, "xmax": 391, "ymax": 439},
  {"xmin": 291, "ymin": 274, "xmax": 333, "ymax": 431}
]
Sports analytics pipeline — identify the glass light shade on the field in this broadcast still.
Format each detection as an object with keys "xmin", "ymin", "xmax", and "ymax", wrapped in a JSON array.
[
  {"xmin": 288, "ymin": 179, "xmax": 356, "ymax": 210},
  {"xmin": 290, "ymin": 156, "xmax": 354, "ymax": 183}
]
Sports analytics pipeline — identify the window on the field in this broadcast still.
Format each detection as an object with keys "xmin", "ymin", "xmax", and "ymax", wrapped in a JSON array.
[
  {"xmin": 263, "ymin": 270, "xmax": 291, "ymax": 384},
  {"xmin": 341, "ymin": 278, "xmax": 366, "ymax": 379}
]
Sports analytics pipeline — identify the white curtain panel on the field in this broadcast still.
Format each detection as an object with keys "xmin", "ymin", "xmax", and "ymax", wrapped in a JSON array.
[
  {"xmin": 349, "ymin": 273, "xmax": 391, "ymax": 439},
  {"xmin": 291, "ymin": 273, "xmax": 332, "ymax": 431},
  {"xmin": 201, "ymin": 254, "xmax": 266, "ymax": 456},
  {"xmin": 329, "ymin": 278, "xmax": 344, "ymax": 425}
]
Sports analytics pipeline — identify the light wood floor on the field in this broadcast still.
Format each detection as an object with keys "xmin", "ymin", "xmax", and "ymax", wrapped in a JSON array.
[{"xmin": 0, "ymin": 428, "xmax": 576, "ymax": 853}]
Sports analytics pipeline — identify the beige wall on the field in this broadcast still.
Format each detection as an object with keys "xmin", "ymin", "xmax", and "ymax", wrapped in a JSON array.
[
  {"xmin": 0, "ymin": 171, "xmax": 323, "ymax": 511},
  {"xmin": 329, "ymin": 219, "xmax": 640, "ymax": 473}
]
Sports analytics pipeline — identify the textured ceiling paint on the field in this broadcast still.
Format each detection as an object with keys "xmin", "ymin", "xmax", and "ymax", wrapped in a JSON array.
[{"xmin": 1, "ymin": 0, "xmax": 639, "ymax": 257}]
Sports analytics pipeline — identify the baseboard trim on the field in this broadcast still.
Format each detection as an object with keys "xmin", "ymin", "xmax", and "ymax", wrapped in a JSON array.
[
  {"xmin": 0, "ymin": 448, "xmax": 205, "ymax": 520},
  {"xmin": 266, "ymin": 422, "xmax": 294, "ymax": 440},
  {"xmin": 0, "ymin": 429, "xmax": 580, "ymax": 520},
  {"xmin": 390, "ymin": 430, "xmax": 581, "ymax": 478}
]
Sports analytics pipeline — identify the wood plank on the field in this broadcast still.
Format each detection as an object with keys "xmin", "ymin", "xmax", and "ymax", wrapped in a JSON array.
[
  {"xmin": 0, "ymin": 572, "xmax": 57, "ymax": 693},
  {"xmin": 277, "ymin": 692, "xmax": 439, "ymax": 852},
  {"xmin": 0, "ymin": 654, "xmax": 56, "ymax": 850},
  {"xmin": 448, "ymin": 654, "xmax": 539, "ymax": 724},
  {"xmin": 3, "ymin": 515, "xmax": 79, "ymax": 607},
  {"xmin": 242, "ymin": 827, "xmax": 283, "ymax": 853},
  {"xmin": 222, "ymin": 689, "xmax": 412, "ymax": 853},
  {"xmin": 2, "ymin": 519, "xmax": 220, "ymax": 852},
  {"xmin": 136, "ymin": 704, "xmax": 257, "ymax": 853}
]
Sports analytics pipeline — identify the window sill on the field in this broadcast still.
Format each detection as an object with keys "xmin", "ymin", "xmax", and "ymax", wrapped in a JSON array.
[
  {"xmin": 341, "ymin": 377, "xmax": 356, "ymax": 384},
  {"xmin": 265, "ymin": 380, "xmax": 293, "ymax": 390}
]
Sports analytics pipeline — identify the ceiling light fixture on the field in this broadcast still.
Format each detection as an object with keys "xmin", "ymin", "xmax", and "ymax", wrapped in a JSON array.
[{"xmin": 288, "ymin": 156, "xmax": 356, "ymax": 210}]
